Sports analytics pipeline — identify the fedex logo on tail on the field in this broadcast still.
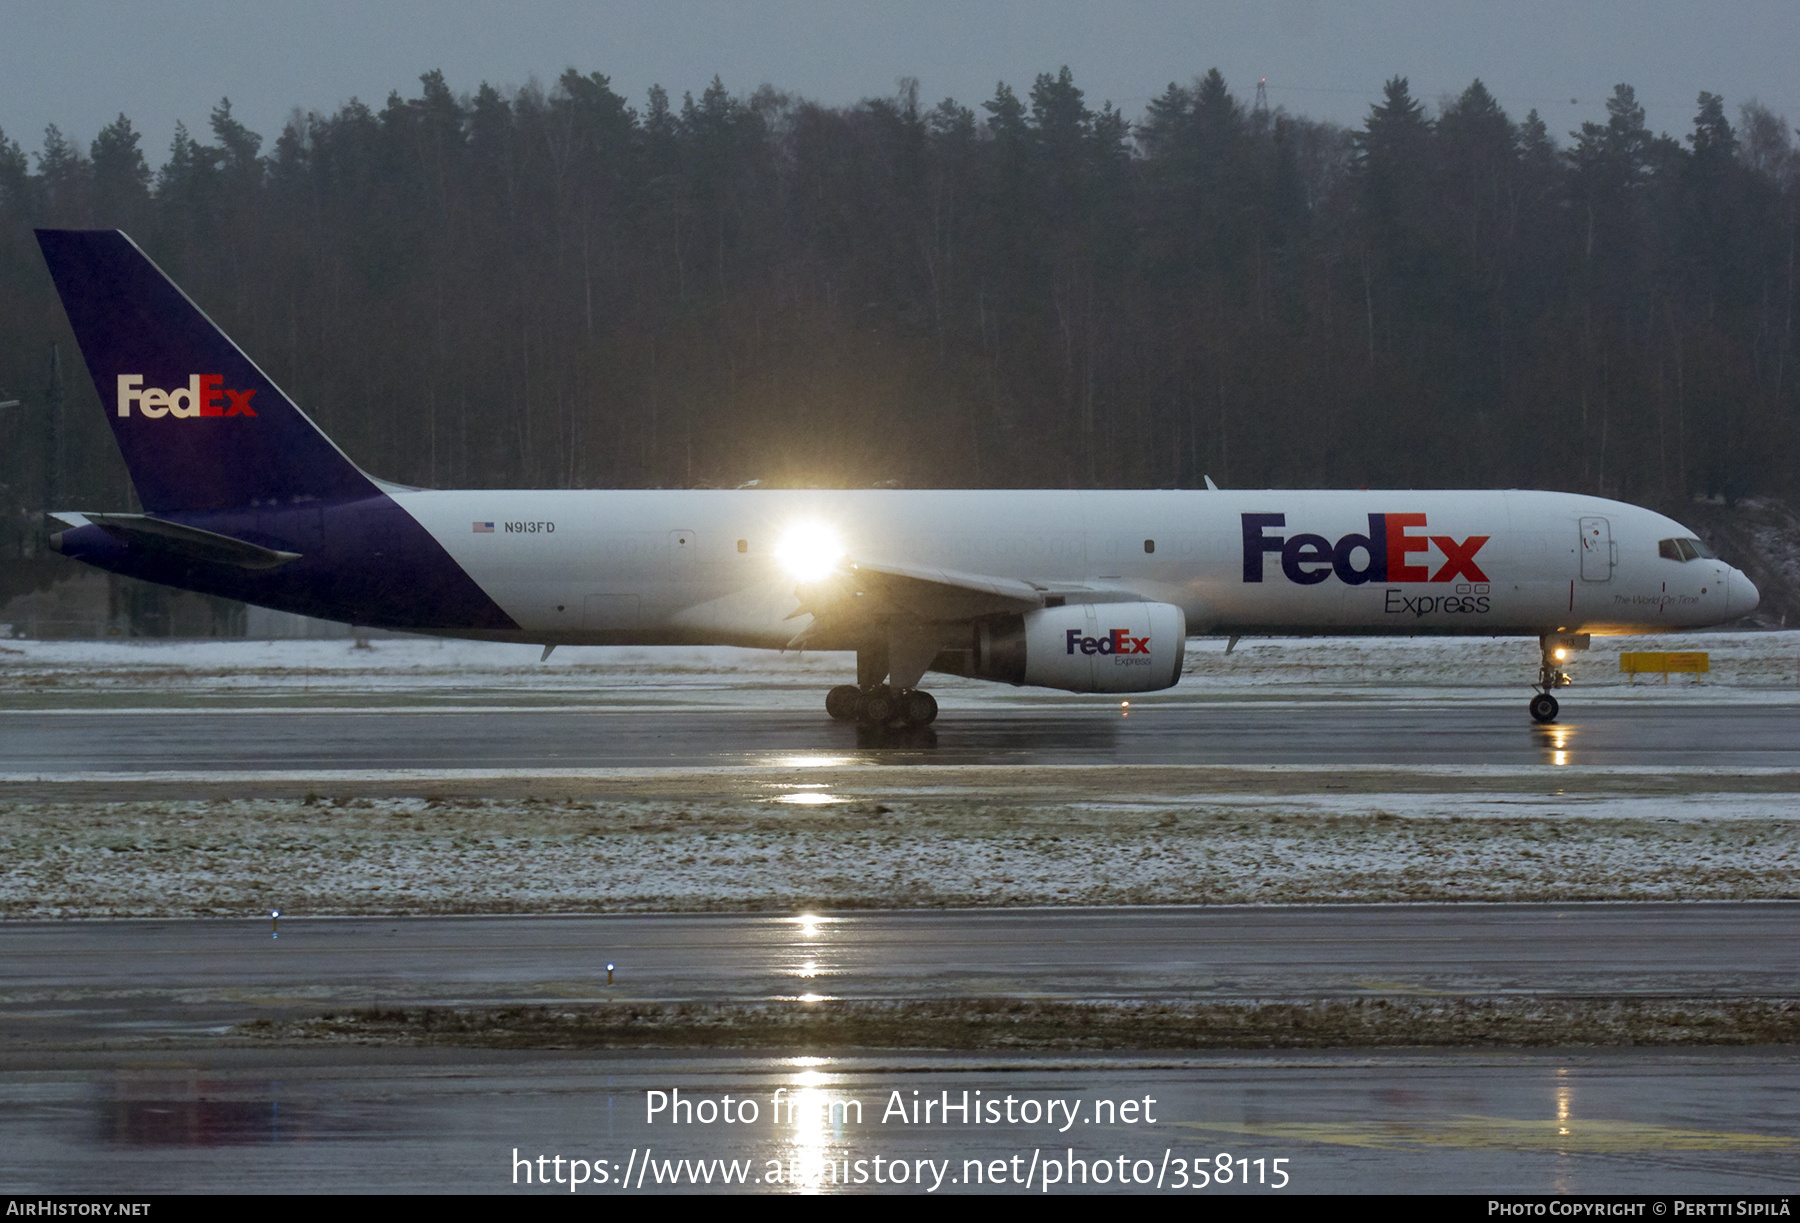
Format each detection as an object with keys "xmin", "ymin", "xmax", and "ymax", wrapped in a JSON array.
[
  {"xmin": 1242, "ymin": 513, "xmax": 1489, "ymax": 585},
  {"xmin": 116, "ymin": 375, "xmax": 257, "ymax": 419}
]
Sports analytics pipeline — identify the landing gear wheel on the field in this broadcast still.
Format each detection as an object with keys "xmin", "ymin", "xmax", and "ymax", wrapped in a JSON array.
[
  {"xmin": 860, "ymin": 687, "xmax": 897, "ymax": 726},
  {"xmin": 1529, "ymin": 693, "xmax": 1560, "ymax": 724},
  {"xmin": 825, "ymin": 684, "xmax": 862, "ymax": 722},
  {"xmin": 900, "ymin": 689, "xmax": 938, "ymax": 727}
]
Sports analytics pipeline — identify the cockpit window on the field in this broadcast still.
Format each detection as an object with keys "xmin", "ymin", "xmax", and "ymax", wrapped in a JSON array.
[{"xmin": 1659, "ymin": 537, "xmax": 1718, "ymax": 562}]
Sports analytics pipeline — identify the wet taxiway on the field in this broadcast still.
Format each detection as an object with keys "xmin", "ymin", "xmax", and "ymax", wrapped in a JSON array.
[
  {"xmin": 5, "ymin": 664, "xmax": 1798, "ymax": 1193},
  {"xmin": 2, "ymin": 1046, "xmax": 1796, "ymax": 1193},
  {"xmin": 7, "ymin": 701, "xmax": 1800, "ymax": 773},
  {"xmin": 3, "ymin": 906, "xmax": 1795, "ymax": 1045}
]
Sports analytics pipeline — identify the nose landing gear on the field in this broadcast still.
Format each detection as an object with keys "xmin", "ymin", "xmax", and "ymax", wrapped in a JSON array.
[
  {"xmin": 825, "ymin": 684, "xmax": 939, "ymax": 727},
  {"xmin": 1530, "ymin": 633, "xmax": 1585, "ymax": 723}
]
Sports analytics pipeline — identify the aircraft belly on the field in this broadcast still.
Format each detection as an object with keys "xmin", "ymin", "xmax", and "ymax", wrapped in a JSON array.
[{"xmin": 442, "ymin": 556, "xmax": 785, "ymax": 643}]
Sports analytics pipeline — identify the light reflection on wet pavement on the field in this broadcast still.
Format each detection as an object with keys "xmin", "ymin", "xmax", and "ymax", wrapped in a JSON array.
[
  {"xmin": 1, "ymin": 1049, "xmax": 1795, "ymax": 1193},
  {"xmin": 9, "ymin": 703, "xmax": 1800, "ymax": 773},
  {"xmin": 4, "ymin": 906, "xmax": 1798, "ymax": 1044}
]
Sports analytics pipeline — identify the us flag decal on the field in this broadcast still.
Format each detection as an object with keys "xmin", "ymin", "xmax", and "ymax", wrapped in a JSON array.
[{"xmin": 473, "ymin": 522, "xmax": 494, "ymax": 533}]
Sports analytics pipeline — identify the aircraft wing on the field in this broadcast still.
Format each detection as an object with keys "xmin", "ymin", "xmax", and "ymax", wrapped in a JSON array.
[
  {"xmin": 785, "ymin": 556, "xmax": 1149, "ymax": 652},
  {"xmin": 829, "ymin": 558, "xmax": 1044, "ymax": 616},
  {"xmin": 786, "ymin": 557, "xmax": 1041, "ymax": 648}
]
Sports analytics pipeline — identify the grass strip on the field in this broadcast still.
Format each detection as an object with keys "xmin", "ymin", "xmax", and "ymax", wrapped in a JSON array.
[{"xmin": 239, "ymin": 995, "xmax": 1800, "ymax": 1050}]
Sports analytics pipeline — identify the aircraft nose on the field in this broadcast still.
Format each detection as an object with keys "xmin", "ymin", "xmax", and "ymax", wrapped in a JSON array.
[{"xmin": 1728, "ymin": 568, "xmax": 1760, "ymax": 617}]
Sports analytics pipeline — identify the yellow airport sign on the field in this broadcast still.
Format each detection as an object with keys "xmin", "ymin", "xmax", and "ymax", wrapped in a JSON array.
[{"xmin": 1620, "ymin": 651, "xmax": 1709, "ymax": 682}]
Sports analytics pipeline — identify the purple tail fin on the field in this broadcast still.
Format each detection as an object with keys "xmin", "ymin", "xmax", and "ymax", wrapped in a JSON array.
[{"xmin": 36, "ymin": 229, "xmax": 378, "ymax": 512}]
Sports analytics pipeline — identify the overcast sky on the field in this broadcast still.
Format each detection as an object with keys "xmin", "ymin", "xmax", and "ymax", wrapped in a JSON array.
[{"xmin": 4, "ymin": 0, "xmax": 1798, "ymax": 160}]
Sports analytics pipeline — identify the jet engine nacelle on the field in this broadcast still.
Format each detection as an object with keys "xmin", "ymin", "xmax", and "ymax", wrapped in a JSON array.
[{"xmin": 972, "ymin": 602, "xmax": 1187, "ymax": 693}]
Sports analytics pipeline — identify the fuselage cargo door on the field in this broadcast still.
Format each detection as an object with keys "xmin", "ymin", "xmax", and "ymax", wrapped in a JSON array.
[{"xmin": 1579, "ymin": 516, "xmax": 1613, "ymax": 581}]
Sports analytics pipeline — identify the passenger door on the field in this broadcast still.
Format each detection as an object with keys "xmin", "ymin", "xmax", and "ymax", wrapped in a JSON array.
[{"xmin": 1579, "ymin": 517, "xmax": 1613, "ymax": 581}]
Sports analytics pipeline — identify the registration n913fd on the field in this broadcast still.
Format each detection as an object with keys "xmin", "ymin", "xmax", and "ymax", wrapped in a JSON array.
[{"xmin": 35, "ymin": 229, "xmax": 1759, "ymax": 726}]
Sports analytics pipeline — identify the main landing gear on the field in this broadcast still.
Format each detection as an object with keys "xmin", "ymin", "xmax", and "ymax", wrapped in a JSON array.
[
  {"xmin": 824, "ymin": 637, "xmax": 942, "ymax": 728},
  {"xmin": 826, "ymin": 684, "xmax": 939, "ymax": 727},
  {"xmin": 1530, "ymin": 633, "xmax": 1584, "ymax": 723}
]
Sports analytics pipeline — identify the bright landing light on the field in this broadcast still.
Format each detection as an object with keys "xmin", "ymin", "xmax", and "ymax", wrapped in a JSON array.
[{"xmin": 775, "ymin": 521, "xmax": 845, "ymax": 583}]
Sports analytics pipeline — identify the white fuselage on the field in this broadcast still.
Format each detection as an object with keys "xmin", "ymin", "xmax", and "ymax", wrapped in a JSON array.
[{"xmin": 395, "ymin": 488, "xmax": 1756, "ymax": 646}]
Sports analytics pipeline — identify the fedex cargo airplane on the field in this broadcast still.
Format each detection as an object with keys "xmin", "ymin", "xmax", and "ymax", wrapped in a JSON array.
[{"xmin": 35, "ymin": 229, "xmax": 1759, "ymax": 726}]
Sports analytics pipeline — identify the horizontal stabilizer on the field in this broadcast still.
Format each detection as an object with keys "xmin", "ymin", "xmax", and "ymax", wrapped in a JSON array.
[{"xmin": 85, "ymin": 513, "xmax": 302, "ymax": 570}]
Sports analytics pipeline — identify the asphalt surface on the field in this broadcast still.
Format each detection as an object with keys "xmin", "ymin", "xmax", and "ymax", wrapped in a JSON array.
[
  {"xmin": 6, "ymin": 689, "xmax": 1798, "ymax": 1192},
  {"xmin": 2, "ymin": 1047, "xmax": 1796, "ymax": 1194},
  {"xmin": 4, "ymin": 911, "xmax": 1799, "ymax": 1194},
  {"xmin": 3, "ymin": 905, "xmax": 1795, "ymax": 1045},
  {"xmin": 8, "ymin": 701, "xmax": 1800, "ymax": 772}
]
